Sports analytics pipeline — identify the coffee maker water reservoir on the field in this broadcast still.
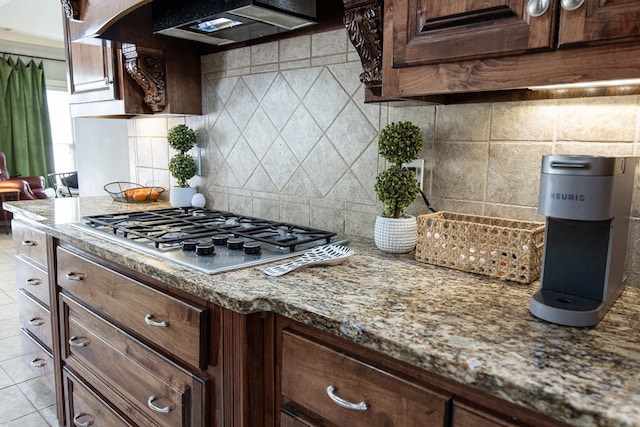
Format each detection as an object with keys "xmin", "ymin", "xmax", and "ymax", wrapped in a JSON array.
[{"xmin": 530, "ymin": 155, "xmax": 637, "ymax": 327}]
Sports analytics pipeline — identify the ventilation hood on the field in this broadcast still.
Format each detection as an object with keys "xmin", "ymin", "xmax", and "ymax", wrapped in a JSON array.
[{"xmin": 152, "ymin": 0, "xmax": 317, "ymax": 46}]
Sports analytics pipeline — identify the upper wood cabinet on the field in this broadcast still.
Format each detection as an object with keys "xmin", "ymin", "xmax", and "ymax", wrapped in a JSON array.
[
  {"xmin": 393, "ymin": 0, "xmax": 556, "ymax": 67},
  {"xmin": 62, "ymin": 3, "xmax": 202, "ymax": 117},
  {"xmin": 344, "ymin": 0, "xmax": 640, "ymax": 101}
]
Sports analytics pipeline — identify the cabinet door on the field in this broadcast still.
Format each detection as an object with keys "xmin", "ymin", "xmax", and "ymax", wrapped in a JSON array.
[
  {"xmin": 393, "ymin": 0, "xmax": 556, "ymax": 66},
  {"xmin": 66, "ymin": 37, "xmax": 119, "ymax": 102},
  {"xmin": 558, "ymin": 0, "xmax": 640, "ymax": 47}
]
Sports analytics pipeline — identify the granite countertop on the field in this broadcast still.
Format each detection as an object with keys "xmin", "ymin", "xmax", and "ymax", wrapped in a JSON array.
[{"xmin": 5, "ymin": 197, "xmax": 640, "ymax": 427}]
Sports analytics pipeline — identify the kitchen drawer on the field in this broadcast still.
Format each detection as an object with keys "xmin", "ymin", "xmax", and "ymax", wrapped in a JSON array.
[
  {"xmin": 13, "ymin": 221, "xmax": 48, "ymax": 269},
  {"xmin": 19, "ymin": 329, "xmax": 54, "ymax": 392},
  {"xmin": 17, "ymin": 289, "xmax": 52, "ymax": 351},
  {"xmin": 452, "ymin": 401, "xmax": 520, "ymax": 427},
  {"xmin": 281, "ymin": 331, "xmax": 451, "ymax": 427},
  {"xmin": 61, "ymin": 294, "xmax": 206, "ymax": 427},
  {"xmin": 57, "ymin": 246, "xmax": 208, "ymax": 369},
  {"xmin": 63, "ymin": 367, "xmax": 135, "ymax": 427},
  {"xmin": 15, "ymin": 255, "xmax": 50, "ymax": 307}
]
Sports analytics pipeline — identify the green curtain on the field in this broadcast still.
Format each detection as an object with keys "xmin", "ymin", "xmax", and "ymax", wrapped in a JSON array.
[{"xmin": 0, "ymin": 57, "xmax": 54, "ymax": 179}]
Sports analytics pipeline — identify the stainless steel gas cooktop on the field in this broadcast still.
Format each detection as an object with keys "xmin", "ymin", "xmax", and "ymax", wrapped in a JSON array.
[{"xmin": 72, "ymin": 207, "xmax": 347, "ymax": 274}]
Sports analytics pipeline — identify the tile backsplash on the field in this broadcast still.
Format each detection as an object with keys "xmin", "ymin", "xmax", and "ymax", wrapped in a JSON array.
[{"xmin": 128, "ymin": 29, "xmax": 640, "ymax": 287}]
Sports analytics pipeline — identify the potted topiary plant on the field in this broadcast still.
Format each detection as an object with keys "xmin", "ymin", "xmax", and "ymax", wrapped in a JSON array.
[
  {"xmin": 167, "ymin": 124, "xmax": 198, "ymax": 207},
  {"xmin": 374, "ymin": 121, "xmax": 423, "ymax": 253}
]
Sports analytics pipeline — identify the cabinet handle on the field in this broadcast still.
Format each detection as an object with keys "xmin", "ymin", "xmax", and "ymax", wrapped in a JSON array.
[
  {"xmin": 28, "ymin": 317, "xmax": 45, "ymax": 326},
  {"xmin": 147, "ymin": 395, "xmax": 172, "ymax": 413},
  {"xmin": 326, "ymin": 385, "xmax": 368, "ymax": 411},
  {"xmin": 561, "ymin": 0, "xmax": 584, "ymax": 11},
  {"xmin": 65, "ymin": 272, "xmax": 87, "ymax": 281},
  {"xmin": 21, "ymin": 240, "xmax": 38, "ymax": 247},
  {"xmin": 527, "ymin": 0, "xmax": 549, "ymax": 17},
  {"xmin": 30, "ymin": 358, "xmax": 47, "ymax": 368},
  {"xmin": 68, "ymin": 336, "xmax": 89, "ymax": 347},
  {"xmin": 73, "ymin": 412, "xmax": 94, "ymax": 427},
  {"xmin": 26, "ymin": 278, "xmax": 42, "ymax": 286},
  {"xmin": 145, "ymin": 314, "xmax": 168, "ymax": 327}
]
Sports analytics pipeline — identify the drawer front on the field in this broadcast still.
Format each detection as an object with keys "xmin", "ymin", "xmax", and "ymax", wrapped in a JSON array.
[
  {"xmin": 57, "ymin": 246, "xmax": 208, "ymax": 369},
  {"xmin": 17, "ymin": 289, "xmax": 52, "ymax": 351},
  {"xmin": 62, "ymin": 294, "xmax": 202, "ymax": 427},
  {"xmin": 19, "ymin": 329, "xmax": 54, "ymax": 392},
  {"xmin": 13, "ymin": 222, "xmax": 48, "ymax": 269},
  {"xmin": 281, "ymin": 331, "xmax": 451, "ymax": 427},
  {"xmin": 15, "ymin": 255, "xmax": 50, "ymax": 307},
  {"xmin": 452, "ymin": 402, "xmax": 519, "ymax": 427},
  {"xmin": 64, "ymin": 368, "xmax": 135, "ymax": 427}
]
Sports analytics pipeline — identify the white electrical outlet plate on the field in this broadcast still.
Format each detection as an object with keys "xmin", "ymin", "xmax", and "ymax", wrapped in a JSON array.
[{"xmin": 404, "ymin": 159, "xmax": 424, "ymax": 191}]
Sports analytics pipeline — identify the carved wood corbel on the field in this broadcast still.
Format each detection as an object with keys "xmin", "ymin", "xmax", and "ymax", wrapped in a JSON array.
[
  {"xmin": 122, "ymin": 43, "xmax": 166, "ymax": 113},
  {"xmin": 60, "ymin": 0, "xmax": 81, "ymax": 21},
  {"xmin": 343, "ymin": 0, "xmax": 383, "ymax": 95}
]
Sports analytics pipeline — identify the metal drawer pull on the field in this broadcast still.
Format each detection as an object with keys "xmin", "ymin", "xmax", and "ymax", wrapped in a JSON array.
[
  {"xmin": 147, "ymin": 395, "xmax": 172, "ymax": 413},
  {"xmin": 22, "ymin": 240, "xmax": 38, "ymax": 246},
  {"xmin": 30, "ymin": 358, "xmax": 47, "ymax": 368},
  {"xmin": 65, "ymin": 272, "xmax": 87, "ymax": 281},
  {"xmin": 73, "ymin": 413, "xmax": 94, "ymax": 427},
  {"xmin": 527, "ymin": 0, "xmax": 549, "ymax": 17},
  {"xmin": 28, "ymin": 317, "xmax": 45, "ymax": 326},
  {"xmin": 326, "ymin": 385, "xmax": 368, "ymax": 411},
  {"xmin": 145, "ymin": 314, "xmax": 168, "ymax": 327},
  {"xmin": 561, "ymin": 0, "xmax": 584, "ymax": 11},
  {"xmin": 26, "ymin": 278, "xmax": 42, "ymax": 286},
  {"xmin": 68, "ymin": 336, "xmax": 89, "ymax": 347}
]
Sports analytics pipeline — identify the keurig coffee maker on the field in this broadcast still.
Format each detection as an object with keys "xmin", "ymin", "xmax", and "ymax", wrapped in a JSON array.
[{"xmin": 530, "ymin": 155, "xmax": 637, "ymax": 327}]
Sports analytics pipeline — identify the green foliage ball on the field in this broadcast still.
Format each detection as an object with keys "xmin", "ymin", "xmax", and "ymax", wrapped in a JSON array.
[
  {"xmin": 168, "ymin": 153, "xmax": 197, "ymax": 188},
  {"xmin": 167, "ymin": 124, "xmax": 197, "ymax": 153},
  {"xmin": 375, "ymin": 165, "xmax": 420, "ymax": 218},
  {"xmin": 378, "ymin": 121, "xmax": 423, "ymax": 164}
]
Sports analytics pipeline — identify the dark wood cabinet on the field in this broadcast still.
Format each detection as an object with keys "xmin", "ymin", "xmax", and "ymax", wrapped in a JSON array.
[
  {"xmin": 393, "ymin": 0, "xmax": 556, "ymax": 67},
  {"xmin": 276, "ymin": 317, "xmax": 571, "ymax": 427},
  {"xmin": 62, "ymin": 2, "xmax": 202, "ymax": 117},
  {"xmin": 346, "ymin": 0, "xmax": 640, "ymax": 101}
]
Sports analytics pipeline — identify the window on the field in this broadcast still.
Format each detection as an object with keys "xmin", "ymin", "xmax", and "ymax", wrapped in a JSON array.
[{"xmin": 47, "ymin": 89, "xmax": 74, "ymax": 172}]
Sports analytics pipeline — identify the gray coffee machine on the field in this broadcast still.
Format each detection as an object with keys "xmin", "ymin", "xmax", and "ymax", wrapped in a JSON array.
[{"xmin": 530, "ymin": 155, "xmax": 637, "ymax": 327}]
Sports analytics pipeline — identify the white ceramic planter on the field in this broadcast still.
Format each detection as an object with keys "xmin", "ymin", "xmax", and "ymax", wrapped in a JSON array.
[
  {"xmin": 169, "ymin": 187, "xmax": 197, "ymax": 208},
  {"xmin": 374, "ymin": 215, "xmax": 418, "ymax": 253}
]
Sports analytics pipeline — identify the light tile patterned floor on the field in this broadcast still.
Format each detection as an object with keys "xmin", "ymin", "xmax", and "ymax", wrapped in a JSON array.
[{"xmin": 0, "ymin": 229, "xmax": 57, "ymax": 426}]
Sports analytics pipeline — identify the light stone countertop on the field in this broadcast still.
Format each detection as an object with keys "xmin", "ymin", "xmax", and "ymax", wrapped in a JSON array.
[{"xmin": 5, "ymin": 197, "xmax": 640, "ymax": 427}]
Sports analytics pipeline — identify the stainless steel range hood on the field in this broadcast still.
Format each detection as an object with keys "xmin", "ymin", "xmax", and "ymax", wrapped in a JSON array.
[{"xmin": 152, "ymin": 0, "xmax": 317, "ymax": 46}]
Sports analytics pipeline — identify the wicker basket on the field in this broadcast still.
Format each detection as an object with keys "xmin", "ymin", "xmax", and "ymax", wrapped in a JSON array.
[
  {"xmin": 415, "ymin": 211, "xmax": 545, "ymax": 283},
  {"xmin": 104, "ymin": 182, "xmax": 165, "ymax": 203}
]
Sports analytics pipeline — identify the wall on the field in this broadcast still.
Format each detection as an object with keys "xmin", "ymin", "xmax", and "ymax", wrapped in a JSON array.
[{"xmin": 128, "ymin": 29, "xmax": 640, "ymax": 287}]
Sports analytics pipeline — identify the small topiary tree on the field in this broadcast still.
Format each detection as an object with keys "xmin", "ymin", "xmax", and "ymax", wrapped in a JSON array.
[
  {"xmin": 374, "ymin": 121, "xmax": 423, "ymax": 218},
  {"xmin": 167, "ymin": 124, "xmax": 197, "ymax": 188}
]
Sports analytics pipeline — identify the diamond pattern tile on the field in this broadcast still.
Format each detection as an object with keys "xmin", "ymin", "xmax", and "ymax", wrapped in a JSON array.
[
  {"xmin": 262, "ymin": 74, "xmax": 300, "ymax": 131},
  {"xmin": 210, "ymin": 110, "xmax": 241, "ymax": 158},
  {"xmin": 242, "ymin": 72, "xmax": 277, "ymax": 102},
  {"xmin": 303, "ymin": 68, "xmax": 349, "ymax": 130},
  {"xmin": 326, "ymin": 101, "xmax": 377, "ymax": 165},
  {"xmin": 262, "ymin": 137, "xmax": 300, "ymax": 190},
  {"xmin": 281, "ymin": 107, "xmax": 323, "ymax": 162},
  {"xmin": 243, "ymin": 107, "xmax": 278, "ymax": 160},
  {"xmin": 225, "ymin": 79, "xmax": 259, "ymax": 129},
  {"xmin": 302, "ymin": 136, "xmax": 348, "ymax": 196},
  {"xmin": 226, "ymin": 137, "xmax": 259, "ymax": 186},
  {"xmin": 282, "ymin": 67, "xmax": 322, "ymax": 98}
]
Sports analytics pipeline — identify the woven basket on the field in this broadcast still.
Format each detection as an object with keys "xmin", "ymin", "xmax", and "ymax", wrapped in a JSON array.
[{"xmin": 416, "ymin": 211, "xmax": 545, "ymax": 283}]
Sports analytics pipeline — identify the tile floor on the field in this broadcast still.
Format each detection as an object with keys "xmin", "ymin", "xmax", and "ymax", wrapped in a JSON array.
[{"xmin": 0, "ymin": 230, "xmax": 58, "ymax": 426}]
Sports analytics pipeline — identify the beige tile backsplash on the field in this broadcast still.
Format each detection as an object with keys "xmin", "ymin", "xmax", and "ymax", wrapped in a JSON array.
[{"xmin": 128, "ymin": 29, "xmax": 640, "ymax": 287}]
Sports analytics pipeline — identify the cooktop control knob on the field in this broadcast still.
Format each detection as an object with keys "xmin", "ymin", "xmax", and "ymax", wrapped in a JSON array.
[
  {"xmin": 243, "ymin": 241, "xmax": 261, "ymax": 255},
  {"xmin": 181, "ymin": 240, "xmax": 199, "ymax": 251},
  {"xmin": 227, "ymin": 238, "xmax": 244, "ymax": 250},
  {"xmin": 213, "ymin": 234, "xmax": 233, "ymax": 245},
  {"xmin": 195, "ymin": 242, "xmax": 216, "ymax": 256}
]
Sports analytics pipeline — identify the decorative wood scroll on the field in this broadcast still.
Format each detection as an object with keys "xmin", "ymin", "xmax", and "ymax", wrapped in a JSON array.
[
  {"xmin": 60, "ymin": 0, "xmax": 81, "ymax": 21},
  {"xmin": 122, "ymin": 43, "xmax": 166, "ymax": 113},
  {"xmin": 343, "ymin": 0, "xmax": 383, "ymax": 95}
]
